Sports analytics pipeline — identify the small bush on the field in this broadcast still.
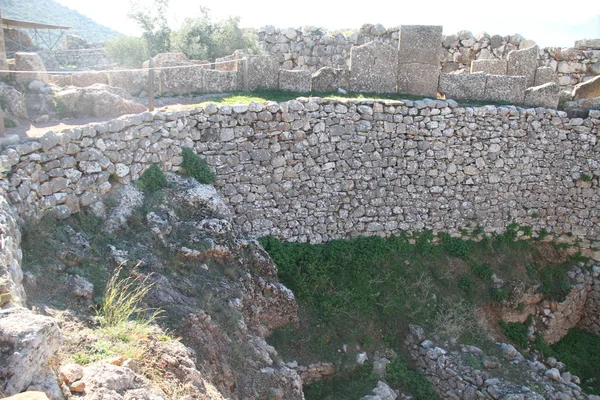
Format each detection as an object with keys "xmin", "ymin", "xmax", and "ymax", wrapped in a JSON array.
[
  {"xmin": 471, "ymin": 262, "xmax": 492, "ymax": 280},
  {"xmin": 386, "ymin": 357, "xmax": 441, "ymax": 400},
  {"xmin": 181, "ymin": 147, "xmax": 215, "ymax": 184},
  {"xmin": 3, "ymin": 117, "xmax": 16, "ymax": 128},
  {"xmin": 499, "ymin": 316, "xmax": 531, "ymax": 349},
  {"xmin": 137, "ymin": 164, "xmax": 167, "ymax": 193}
]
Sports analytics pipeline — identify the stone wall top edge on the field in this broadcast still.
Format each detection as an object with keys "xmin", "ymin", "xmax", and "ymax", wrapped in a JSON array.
[{"xmin": 3, "ymin": 98, "xmax": 598, "ymax": 151}]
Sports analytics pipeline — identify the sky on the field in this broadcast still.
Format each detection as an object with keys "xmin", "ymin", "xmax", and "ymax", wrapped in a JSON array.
[{"xmin": 57, "ymin": 0, "xmax": 600, "ymax": 48}]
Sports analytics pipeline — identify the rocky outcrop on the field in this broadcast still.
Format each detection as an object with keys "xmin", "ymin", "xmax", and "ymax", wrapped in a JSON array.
[
  {"xmin": 0, "ymin": 307, "xmax": 62, "ymax": 396},
  {"xmin": 0, "ymin": 193, "xmax": 25, "ymax": 307},
  {"xmin": 53, "ymin": 84, "xmax": 146, "ymax": 118}
]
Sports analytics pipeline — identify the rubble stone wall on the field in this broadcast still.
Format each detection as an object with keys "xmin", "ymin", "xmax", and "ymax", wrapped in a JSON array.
[{"xmin": 1, "ymin": 98, "xmax": 600, "ymax": 249}]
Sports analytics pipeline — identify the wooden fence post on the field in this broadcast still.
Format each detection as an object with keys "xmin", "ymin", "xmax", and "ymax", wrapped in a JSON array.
[
  {"xmin": 148, "ymin": 58, "xmax": 155, "ymax": 112},
  {"xmin": 243, "ymin": 58, "xmax": 249, "ymax": 92}
]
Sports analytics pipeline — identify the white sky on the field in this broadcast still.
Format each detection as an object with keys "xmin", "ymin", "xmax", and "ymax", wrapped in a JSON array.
[{"xmin": 57, "ymin": 0, "xmax": 600, "ymax": 47}]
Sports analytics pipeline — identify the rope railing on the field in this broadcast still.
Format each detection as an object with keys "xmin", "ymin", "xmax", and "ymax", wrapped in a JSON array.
[{"xmin": 0, "ymin": 57, "xmax": 248, "ymax": 75}]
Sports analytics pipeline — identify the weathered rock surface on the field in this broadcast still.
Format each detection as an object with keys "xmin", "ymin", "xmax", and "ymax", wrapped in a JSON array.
[
  {"xmin": 0, "ymin": 307, "xmax": 62, "ymax": 395},
  {"xmin": 54, "ymin": 84, "xmax": 146, "ymax": 118},
  {"xmin": 14, "ymin": 52, "xmax": 48, "ymax": 83},
  {"xmin": 573, "ymin": 75, "xmax": 600, "ymax": 100},
  {"xmin": 524, "ymin": 82, "xmax": 561, "ymax": 109}
]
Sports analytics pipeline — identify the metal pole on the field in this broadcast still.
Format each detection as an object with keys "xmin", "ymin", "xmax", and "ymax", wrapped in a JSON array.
[{"xmin": 148, "ymin": 58, "xmax": 155, "ymax": 112}]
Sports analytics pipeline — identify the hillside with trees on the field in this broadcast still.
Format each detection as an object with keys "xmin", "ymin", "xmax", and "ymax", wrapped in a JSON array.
[{"xmin": 0, "ymin": 0, "xmax": 120, "ymax": 43}]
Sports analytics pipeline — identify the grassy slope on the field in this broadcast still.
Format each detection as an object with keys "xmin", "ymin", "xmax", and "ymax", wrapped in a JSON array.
[{"xmin": 0, "ymin": 0, "xmax": 120, "ymax": 42}]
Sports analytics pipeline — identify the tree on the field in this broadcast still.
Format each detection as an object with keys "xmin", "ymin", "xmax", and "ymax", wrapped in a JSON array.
[
  {"xmin": 128, "ymin": 0, "xmax": 171, "ymax": 56},
  {"xmin": 104, "ymin": 36, "xmax": 149, "ymax": 67},
  {"xmin": 170, "ymin": 8, "xmax": 259, "ymax": 61}
]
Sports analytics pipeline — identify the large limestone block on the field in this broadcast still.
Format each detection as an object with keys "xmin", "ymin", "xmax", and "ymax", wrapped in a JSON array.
[
  {"xmin": 438, "ymin": 72, "xmax": 486, "ymax": 100},
  {"xmin": 523, "ymin": 82, "xmax": 560, "ymax": 109},
  {"xmin": 246, "ymin": 55, "xmax": 279, "ymax": 90},
  {"xmin": 398, "ymin": 25, "xmax": 443, "ymax": 66},
  {"xmin": 574, "ymin": 39, "xmax": 600, "ymax": 50},
  {"xmin": 14, "ymin": 52, "xmax": 48, "ymax": 83},
  {"xmin": 279, "ymin": 69, "xmax": 311, "ymax": 92},
  {"xmin": 311, "ymin": 67, "xmax": 348, "ymax": 92},
  {"xmin": 203, "ymin": 70, "xmax": 241, "ymax": 93},
  {"xmin": 484, "ymin": 75, "xmax": 527, "ymax": 104},
  {"xmin": 350, "ymin": 41, "xmax": 398, "ymax": 93},
  {"xmin": 572, "ymin": 75, "xmax": 600, "ymax": 100},
  {"xmin": 54, "ymin": 84, "xmax": 146, "ymax": 118},
  {"xmin": 534, "ymin": 66, "xmax": 557, "ymax": 86},
  {"xmin": 398, "ymin": 63, "xmax": 439, "ymax": 97},
  {"xmin": 160, "ymin": 63, "xmax": 205, "ymax": 95},
  {"xmin": 507, "ymin": 45, "xmax": 539, "ymax": 87},
  {"xmin": 107, "ymin": 69, "xmax": 154, "ymax": 96},
  {"xmin": 70, "ymin": 71, "xmax": 109, "ymax": 87},
  {"xmin": 471, "ymin": 59, "xmax": 507, "ymax": 75},
  {"xmin": 142, "ymin": 52, "xmax": 189, "ymax": 68},
  {"xmin": 0, "ymin": 307, "xmax": 62, "ymax": 395}
]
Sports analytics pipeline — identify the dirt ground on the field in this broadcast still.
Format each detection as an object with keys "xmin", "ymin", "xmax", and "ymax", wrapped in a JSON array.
[{"xmin": 5, "ymin": 93, "xmax": 228, "ymax": 138}]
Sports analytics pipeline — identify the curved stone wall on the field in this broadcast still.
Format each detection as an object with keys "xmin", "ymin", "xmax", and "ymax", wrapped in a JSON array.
[{"xmin": 1, "ymin": 98, "xmax": 600, "ymax": 247}]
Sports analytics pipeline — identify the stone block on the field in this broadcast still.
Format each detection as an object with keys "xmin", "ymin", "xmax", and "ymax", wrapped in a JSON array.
[
  {"xmin": 246, "ymin": 55, "xmax": 279, "ymax": 90},
  {"xmin": 311, "ymin": 67, "xmax": 348, "ymax": 92},
  {"xmin": 470, "ymin": 59, "xmax": 507, "ymax": 75},
  {"xmin": 398, "ymin": 63, "xmax": 439, "ymax": 97},
  {"xmin": 215, "ymin": 50, "xmax": 244, "ymax": 72},
  {"xmin": 398, "ymin": 25, "xmax": 443, "ymax": 66},
  {"xmin": 279, "ymin": 69, "xmax": 311, "ymax": 92},
  {"xmin": 507, "ymin": 45, "xmax": 539, "ymax": 87},
  {"xmin": 70, "ymin": 71, "xmax": 108, "ymax": 87},
  {"xmin": 574, "ymin": 38, "xmax": 600, "ymax": 50},
  {"xmin": 108, "ymin": 70, "xmax": 154, "ymax": 96},
  {"xmin": 572, "ymin": 75, "xmax": 600, "ymax": 100},
  {"xmin": 202, "ymin": 70, "xmax": 241, "ymax": 93},
  {"xmin": 484, "ymin": 75, "xmax": 527, "ymax": 104},
  {"xmin": 438, "ymin": 72, "xmax": 486, "ymax": 100},
  {"xmin": 159, "ymin": 64, "xmax": 205, "ymax": 95},
  {"xmin": 14, "ymin": 52, "xmax": 47, "ymax": 83},
  {"xmin": 350, "ymin": 41, "xmax": 398, "ymax": 93},
  {"xmin": 524, "ymin": 82, "xmax": 560, "ymax": 109},
  {"xmin": 534, "ymin": 66, "xmax": 557, "ymax": 86}
]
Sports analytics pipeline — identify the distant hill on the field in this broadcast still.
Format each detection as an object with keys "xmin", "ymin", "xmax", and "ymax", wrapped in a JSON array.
[{"xmin": 0, "ymin": 0, "xmax": 121, "ymax": 43}]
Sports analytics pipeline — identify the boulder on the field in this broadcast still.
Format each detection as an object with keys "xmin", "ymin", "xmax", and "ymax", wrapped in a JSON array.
[
  {"xmin": 66, "ymin": 34, "xmax": 88, "ymax": 50},
  {"xmin": 311, "ymin": 67, "xmax": 348, "ymax": 92},
  {"xmin": 2, "ymin": 392, "xmax": 49, "ymax": 400},
  {"xmin": 0, "ymin": 307, "xmax": 62, "ymax": 395},
  {"xmin": 54, "ymin": 84, "xmax": 146, "ymax": 118},
  {"xmin": 524, "ymin": 82, "xmax": 560, "ymax": 109},
  {"xmin": 142, "ymin": 52, "xmax": 189, "ymax": 68},
  {"xmin": 0, "ymin": 83, "xmax": 27, "ymax": 119},
  {"xmin": 14, "ymin": 53, "xmax": 48, "ymax": 83},
  {"xmin": 572, "ymin": 75, "xmax": 600, "ymax": 100},
  {"xmin": 279, "ymin": 70, "xmax": 311, "ymax": 92}
]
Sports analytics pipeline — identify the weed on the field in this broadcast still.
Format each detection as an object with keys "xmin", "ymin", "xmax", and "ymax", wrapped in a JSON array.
[
  {"xmin": 471, "ymin": 262, "xmax": 492, "ymax": 280},
  {"xmin": 97, "ymin": 265, "xmax": 161, "ymax": 328},
  {"xmin": 3, "ymin": 117, "xmax": 16, "ymax": 128},
  {"xmin": 464, "ymin": 354, "xmax": 483, "ymax": 370},
  {"xmin": 432, "ymin": 301, "xmax": 479, "ymax": 341},
  {"xmin": 539, "ymin": 263, "xmax": 571, "ymax": 301},
  {"xmin": 181, "ymin": 147, "xmax": 215, "ymax": 184},
  {"xmin": 304, "ymin": 363, "xmax": 377, "ymax": 400},
  {"xmin": 580, "ymin": 173, "xmax": 592, "ymax": 182},
  {"xmin": 499, "ymin": 316, "xmax": 531, "ymax": 350},
  {"xmin": 136, "ymin": 164, "xmax": 167, "ymax": 193},
  {"xmin": 386, "ymin": 357, "xmax": 441, "ymax": 400},
  {"xmin": 552, "ymin": 328, "xmax": 600, "ymax": 395}
]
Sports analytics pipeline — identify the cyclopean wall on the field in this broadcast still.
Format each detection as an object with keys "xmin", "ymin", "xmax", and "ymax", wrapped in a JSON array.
[
  {"xmin": 2, "ymin": 98, "xmax": 600, "ymax": 249},
  {"xmin": 258, "ymin": 24, "xmax": 600, "ymax": 90}
]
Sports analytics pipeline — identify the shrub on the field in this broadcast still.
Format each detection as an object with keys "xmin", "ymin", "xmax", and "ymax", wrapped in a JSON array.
[
  {"xmin": 3, "ymin": 117, "xmax": 16, "ymax": 128},
  {"xmin": 499, "ymin": 316, "xmax": 531, "ymax": 349},
  {"xmin": 386, "ymin": 357, "xmax": 441, "ymax": 400},
  {"xmin": 181, "ymin": 147, "xmax": 215, "ymax": 184},
  {"xmin": 137, "ymin": 164, "xmax": 167, "ymax": 193}
]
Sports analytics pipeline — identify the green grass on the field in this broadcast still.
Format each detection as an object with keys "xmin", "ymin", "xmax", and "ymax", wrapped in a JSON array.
[
  {"xmin": 303, "ymin": 363, "xmax": 378, "ymax": 400},
  {"xmin": 386, "ymin": 357, "xmax": 441, "ymax": 400},
  {"xmin": 552, "ymin": 328, "xmax": 600, "ymax": 395}
]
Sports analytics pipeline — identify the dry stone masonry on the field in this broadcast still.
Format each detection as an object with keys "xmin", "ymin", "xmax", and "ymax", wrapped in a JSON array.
[{"xmin": 2, "ymin": 98, "xmax": 600, "ymax": 250}]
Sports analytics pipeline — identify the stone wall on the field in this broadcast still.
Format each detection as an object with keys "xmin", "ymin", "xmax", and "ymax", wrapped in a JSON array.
[
  {"xmin": 0, "ymin": 189, "xmax": 25, "ymax": 307},
  {"xmin": 258, "ymin": 24, "xmax": 600, "ymax": 90},
  {"xmin": 2, "ymin": 98, "xmax": 600, "ymax": 249}
]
